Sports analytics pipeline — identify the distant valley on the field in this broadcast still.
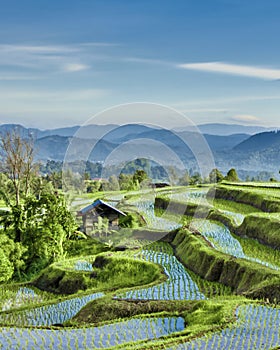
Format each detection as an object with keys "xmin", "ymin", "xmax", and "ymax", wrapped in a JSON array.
[{"xmin": 0, "ymin": 123, "xmax": 279, "ymax": 179}]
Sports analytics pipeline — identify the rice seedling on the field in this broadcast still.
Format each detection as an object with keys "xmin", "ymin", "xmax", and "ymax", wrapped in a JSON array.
[
  {"xmin": 0, "ymin": 316, "xmax": 184, "ymax": 349},
  {"xmin": 117, "ymin": 244, "xmax": 206, "ymax": 301},
  {"xmin": 167, "ymin": 304, "xmax": 280, "ymax": 350},
  {"xmin": 191, "ymin": 220, "xmax": 280, "ymax": 271},
  {"xmin": 0, "ymin": 292, "xmax": 104, "ymax": 326},
  {"xmin": 0, "ymin": 285, "xmax": 56, "ymax": 311}
]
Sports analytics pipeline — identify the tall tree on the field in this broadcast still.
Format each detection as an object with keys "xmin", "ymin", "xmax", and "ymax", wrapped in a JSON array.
[
  {"xmin": 209, "ymin": 168, "xmax": 224, "ymax": 183},
  {"xmin": 0, "ymin": 130, "xmax": 35, "ymax": 205}
]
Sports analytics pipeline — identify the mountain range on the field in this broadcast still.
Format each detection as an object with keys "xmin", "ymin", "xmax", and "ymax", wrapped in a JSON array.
[{"xmin": 0, "ymin": 123, "xmax": 279, "ymax": 179}]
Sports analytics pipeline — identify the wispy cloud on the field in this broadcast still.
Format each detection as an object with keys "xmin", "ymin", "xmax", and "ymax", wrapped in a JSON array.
[
  {"xmin": 0, "ymin": 88, "xmax": 108, "ymax": 102},
  {"xmin": 0, "ymin": 44, "xmax": 78, "ymax": 54},
  {"xmin": 123, "ymin": 57, "xmax": 174, "ymax": 66},
  {"xmin": 178, "ymin": 108, "xmax": 229, "ymax": 113},
  {"xmin": 172, "ymin": 95, "xmax": 280, "ymax": 110},
  {"xmin": 0, "ymin": 42, "xmax": 116, "ymax": 74},
  {"xmin": 178, "ymin": 61, "xmax": 280, "ymax": 80},
  {"xmin": 63, "ymin": 63, "xmax": 90, "ymax": 72},
  {"xmin": 230, "ymin": 114, "xmax": 261, "ymax": 123}
]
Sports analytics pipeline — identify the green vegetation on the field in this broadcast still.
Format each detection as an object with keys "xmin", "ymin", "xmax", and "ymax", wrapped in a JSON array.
[
  {"xmin": 210, "ymin": 184, "xmax": 280, "ymax": 211},
  {"xmin": 233, "ymin": 234, "xmax": 280, "ymax": 270},
  {"xmin": 171, "ymin": 228, "xmax": 280, "ymax": 300},
  {"xmin": 33, "ymin": 253, "xmax": 163, "ymax": 294},
  {"xmin": 1, "ymin": 137, "xmax": 280, "ymax": 350},
  {"xmin": 213, "ymin": 198, "xmax": 261, "ymax": 214},
  {"xmin": 224, "ymin": 168, "xmax": 239, "ymax": 182},
  {"xmin": 236, "ymin": 214, "xmax": 280, "ymax": 249},
  {"xmin": 70, "ymin": 295, "xmax": 238, "ymax": 331}
]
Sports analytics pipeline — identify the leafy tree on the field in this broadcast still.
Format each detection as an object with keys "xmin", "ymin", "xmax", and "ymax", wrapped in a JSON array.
[
  {"xmin": 189, "ymin": 172, "xmax": 202, "ymax": 185},
  {"xmin": 0, "ymin": 249, "xmax": 14, "ymax": 283},
  {"xmin": 209, "ymin": 168, "xmax": 224, "ymax": 183},
  {"xmin": 86, "ymin": 179, "xmax": 102, "ymax": 193},
  {"xmin": 132, "ymin": 170, "xmax": 149, "ymax": 188},
  {"xmin": 225, "ymin": 168, "xmax": 239, "ymax": 182},
  {"xmin": 0, "ymin": 132, "xmax": 77, "ymax": 279},
  {"xmin": 119, "ymin": 173, "xmax": 136, "ymax": 191},
  {"xmin": 45, "ymin": 171, "xmax": 63, "ymax": 189},
  {"xmin": 0, "ymin": 232, "xmax": 26, "ymax": 281}
]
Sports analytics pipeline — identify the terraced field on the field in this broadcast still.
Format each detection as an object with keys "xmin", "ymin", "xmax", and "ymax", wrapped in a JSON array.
[{"xmin": 0, "ymin": 183, "xmax": 280, "ymax": 349}]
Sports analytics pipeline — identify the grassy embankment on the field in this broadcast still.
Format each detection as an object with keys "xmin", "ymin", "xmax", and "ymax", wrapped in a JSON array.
[
  {"xmin": 68, "ymin": 296, "xmax": 245, "ymax": 350},
  {"xmin": 170, "ymin": 227, "xmax": 280, "ymax": 302},
  {"xmin": 155, "ymin": 184, "xmax": 280, "ymax": 301},
  {"xmin": 32, "ymin": 252, "xmax": 164, "ymax": 295}
]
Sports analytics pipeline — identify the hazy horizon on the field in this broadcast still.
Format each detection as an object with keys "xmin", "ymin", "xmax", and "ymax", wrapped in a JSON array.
[{"xmin": 0, "ymin": 121, "xmax": 279, "ymax": 131}]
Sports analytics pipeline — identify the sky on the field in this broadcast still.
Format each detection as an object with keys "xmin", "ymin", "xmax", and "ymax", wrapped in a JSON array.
[{"xmin": 0, "ymin": 0, "xmax": 280, "ymax": 129}]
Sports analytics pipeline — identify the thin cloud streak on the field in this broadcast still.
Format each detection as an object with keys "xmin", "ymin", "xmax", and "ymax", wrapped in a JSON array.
[
  {"xmin": 178, "ymin": 62, "xmax": 280, "ymax": 80},
  {"xmin": 123, "ymin": 57, "xmax": 175, "ymax": 66},
  {"xmin": 0, "ymin": 88, "xmax": 108, "ymax": 101},
  {"xmin": 0, "ymin": 42, "xmax": 117, "ymax": 73},
  {"xmin": 63, "ymin": 63, "xmax": 90, "ymax": 72},
  {"xmin": 178, "ymin": 108, "xmax": 230, "ymax": 114},
  {"xmin": 230, "ymin": 114, "xmax": 261, "ymax": 123},
  {"xmin": 172, "ymin": 95, "xmax": 280, "ymax": 109}
]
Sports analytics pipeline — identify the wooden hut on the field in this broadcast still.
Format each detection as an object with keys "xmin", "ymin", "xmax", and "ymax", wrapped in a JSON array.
[{"xmin": 77, "ymin": 199, "xmax": 126, "ymax": 234}]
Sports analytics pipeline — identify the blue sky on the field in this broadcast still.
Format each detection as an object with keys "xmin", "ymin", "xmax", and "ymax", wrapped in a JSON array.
[{"xmin": 0, "ymin": 0, "xmax": 280, "ymax": 129}]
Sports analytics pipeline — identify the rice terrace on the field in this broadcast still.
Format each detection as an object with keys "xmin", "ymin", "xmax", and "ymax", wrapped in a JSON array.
[
  {"xmin": 1, "ymin": 1, "xmax": 280, "ymax": 349},
  {"xmin": 1, "ymin": 137, "xmax": 280, "ymax": 350}
]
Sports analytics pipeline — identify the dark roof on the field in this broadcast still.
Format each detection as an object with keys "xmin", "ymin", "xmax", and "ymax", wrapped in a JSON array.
[{"xmin": 78, "ymin": 199, "xmax": 126, "ymax": 216}]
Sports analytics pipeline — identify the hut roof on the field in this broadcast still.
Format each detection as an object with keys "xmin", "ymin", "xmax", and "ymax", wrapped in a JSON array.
[{"xmin": 78, "ymin": 199, "xmax": 126, "ymax": 217}]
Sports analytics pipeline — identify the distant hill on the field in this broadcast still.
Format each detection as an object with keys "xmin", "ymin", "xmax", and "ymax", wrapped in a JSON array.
[
  {"xmin": 196, "ymin": 123, "xmax": 276, "ymax": 136},
  {"xmin": 1, "ymin": 123, "xmax": 280, "ymax": 176},
  {"xmin": 35, "ymin": 135, "xmax": 117, "ymax": 162},
  {"xmin": 37, "ymin": 126, "xmax": 80, "ymax": 138},
  {"xmin": 0, "ymin": 124, "xmax": 39, "ymax": 138},
  {"xmin": 35, "ymin": 136, "xmax": 71, "ymax": 161},
  {"xmin": 102, "ymin": 124, "xmax": 154, "ymax": 142},
  {"xmin": 0, "ymin": 123, "xmax": 118, "ymax": 140},
  {"xmin": 234, "ymin": 130, "xmax": 280, "ymax": 152}
]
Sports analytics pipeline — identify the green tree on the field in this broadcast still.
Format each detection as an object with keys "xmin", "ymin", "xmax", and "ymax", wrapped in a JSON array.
[
  {"xmin": 0, "ymin": 232, "xmax": 26, "ymax": 281},
  {"xmin": 209, "ymin": 168, "xmax": 224, "ymax": 183},
  {"xmin": 119, "ymin": 173, "xmax": 136, "ymax": 191},
  {"xmin": 225, "ymin": 168, "xmax": 239, "ymax": 182},
  {"xmin": 189, "ymin": 172, "xmax": 202, "ymax": 185},
  {"xmin": 1, "ymin": 189, "xmax": 77, "ymax": 276},
  {"xmin": 132, "ymin": 170, "xmax": 149, "ymax": 189},
  {"xmin": 0, "ymin": 249, "xmax": 14, "ymax": 283}
]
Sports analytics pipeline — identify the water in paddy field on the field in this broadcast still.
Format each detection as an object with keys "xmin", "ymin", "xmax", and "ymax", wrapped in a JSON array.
[
  {"xmin": 168, "ymin": 304, "xmax": 280, "ymax": 350},
  {"xmin": 218, "ymin": 209, "xmax": 245, "ymax": 225},
  {"xmin": 0, "ymin": 292, "xmax": 104, "ymax": 327},
  {"xmin": 117, "ymin": 249, "xmax": 206, "ymax": 301},
  {"xmin": 2, "ymin": 190, "xmax": 280, "ymax": 349},
  {"xmin": 171, "ymin": 189, "xmax": 208, "ymax": 203},
  {"xmin": 134, "ymin": 199, "xmax": 181, "ymax": 231},
  {"xmin": 191, "ymin": 220, "xmax": 280, "ymax": 271},
  {"xmin": 0, "ymin": 316, "xmax": 185, "ymax": 349}
]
